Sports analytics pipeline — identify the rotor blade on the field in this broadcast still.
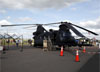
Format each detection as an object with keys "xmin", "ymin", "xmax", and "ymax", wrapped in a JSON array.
[
  {"xmin": 1, "ymin": 24, "xmax": 38, "ymax": 27},
  {"xmin": 1, "ymin": 22, "xmax": 61, "ymax": 27},
  {"xmin": 63, "ymin": 22, "xmax": 85, "ymax": 37},
  {"xmin": 43, "ymin": 26, "xmax": 48, "ymax": 32},
  {"xmin": 69, "ymin": 23, "xmax": 98, "ymax": 35},
  {"xmin": 43, "ymin": 22, "xmax": 61, "ymax": 26}
]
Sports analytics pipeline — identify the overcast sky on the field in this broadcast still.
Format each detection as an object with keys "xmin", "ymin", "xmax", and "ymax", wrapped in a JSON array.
[{"xmin": 0, "ymin": 0, "xmax": 100, "ymax": 40}]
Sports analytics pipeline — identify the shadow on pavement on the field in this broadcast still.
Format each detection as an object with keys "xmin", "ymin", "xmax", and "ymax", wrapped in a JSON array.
[{"xmin": 78, "ymin": 53, "xmax": 99, "ymax": 72}]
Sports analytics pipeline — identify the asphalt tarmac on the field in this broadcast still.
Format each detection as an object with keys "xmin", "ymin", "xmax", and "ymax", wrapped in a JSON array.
[{"xmin": 0, "ymin": 46, "xmax": 99, "ymax": 72}]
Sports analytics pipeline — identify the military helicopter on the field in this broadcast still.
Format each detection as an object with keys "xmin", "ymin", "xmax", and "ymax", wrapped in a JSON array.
[
  {"xmin": 32, "ymin": 22, "xmax": 98, "ymax": 47},
  {"xmin": 1, "ymin": 21, "xmax": 98, "ymax": 49}
]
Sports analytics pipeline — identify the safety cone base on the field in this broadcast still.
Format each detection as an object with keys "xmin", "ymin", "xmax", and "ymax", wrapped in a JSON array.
[
  {"xmin": 75, "ymin": 60, "xmax": 80, "ymax": 62},
  {"xmin": 60, "ymin": 52, "xmax": 64, "ymax": 56},
  {"xmin": 59, "ymin": 55, "xmax": 64, "ymax": 56}
]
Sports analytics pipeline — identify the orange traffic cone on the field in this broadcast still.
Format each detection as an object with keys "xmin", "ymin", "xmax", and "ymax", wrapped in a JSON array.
[
  {"xmin": 60, "ymin": 46, "xmax": 64, "ymax": 56},
  {"xmin": 83, "ymin": 46, "xmax": 86, "ymax": 53},
  {"xmin": 75, "ymin": 49, "xmax": 80, "ymax": 62}
]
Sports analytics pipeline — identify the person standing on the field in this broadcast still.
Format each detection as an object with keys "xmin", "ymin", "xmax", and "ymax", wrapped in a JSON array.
[
  {"xmin": 16, "ymin": 39, "xmax": 19, "ymax": 47},
  {"xmin": 28, "ymin": 39, "xmax": 32, "ymax": 46}
]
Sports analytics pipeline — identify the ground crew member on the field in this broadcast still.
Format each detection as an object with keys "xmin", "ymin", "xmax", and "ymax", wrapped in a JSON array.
[{"xmin": 16, "ymin": 39, "xmax": 19, "ymax": 47}]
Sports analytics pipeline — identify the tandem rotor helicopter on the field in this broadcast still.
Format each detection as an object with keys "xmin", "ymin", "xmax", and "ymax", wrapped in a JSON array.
[{"xmin": 1, "ymin": 21, "xmax": 99, "ymax": 50}]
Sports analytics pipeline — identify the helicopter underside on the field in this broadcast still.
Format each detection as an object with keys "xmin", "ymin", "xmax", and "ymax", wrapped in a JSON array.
[
  {"xmin": 34, "ymin": 39, "xmax": 43, "ymax": 46},
  {"xmin": 33, "ymin": 37, "xmax": 93, "ymax": 47},
  {"xmin": 33, "ymin": 37, "xmax": 78, "ymax": 47}
]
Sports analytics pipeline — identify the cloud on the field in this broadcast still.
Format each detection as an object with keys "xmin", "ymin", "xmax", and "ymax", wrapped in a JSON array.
[
  {"xmin": 79, "ymin": 17, "xmax": 100, "ymax": 29},
  {"xmin": 0, "ymin": 9, "xmax": 6, "ymax": 13},
  {"xmin": 75, "ymin": 17, "xmax": 100, "ymax": 39},
  {"xmin": 0, "ymin": 0, "xmax": 86, "ymax": 10},
  {"xmin": 0, "ymin": 20, "xmax": 11, "ymax": 25}
]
